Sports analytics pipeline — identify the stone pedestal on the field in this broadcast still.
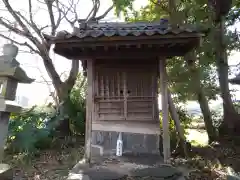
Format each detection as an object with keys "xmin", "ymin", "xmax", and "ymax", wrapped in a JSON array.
[
  {"xmin": 91, "ymin": 131, "xmax": 160, "ymax": 157},
  {"xmin": 0, "ymin": 44, "xmax": 34, "ymax": 180},
  {"xmin": 0, "ymin": 164, "xmax": 12, "ymax": 180},
  {"xmin": 0, "ymin": 112, "xmax": 10, "ymax": 162}
]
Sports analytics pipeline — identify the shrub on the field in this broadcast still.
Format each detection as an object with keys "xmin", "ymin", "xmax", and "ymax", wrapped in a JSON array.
[
  {"xmin": 6, "ymin": 73, "xmax": 87, "ymax": 155},
  {"xmin": 7, "ymin": 107, "xmax": 53, "ymax": 154},
  {"xmin": 159, "ymin": 106, "xmax": 192, "ymax": 150}
]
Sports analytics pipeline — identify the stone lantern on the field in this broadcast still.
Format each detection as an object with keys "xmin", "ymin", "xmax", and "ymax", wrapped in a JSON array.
[{"xmin": 0, "ymin": 44, "xmax": 34, "ymax": 179}]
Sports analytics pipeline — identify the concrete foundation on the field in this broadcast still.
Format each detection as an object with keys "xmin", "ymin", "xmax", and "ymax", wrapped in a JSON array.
[{"xmin": 91, "ymin": 131, "xmax": 160, "ymax": 157}]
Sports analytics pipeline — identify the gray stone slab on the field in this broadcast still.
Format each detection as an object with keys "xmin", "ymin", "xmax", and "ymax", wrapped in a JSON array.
[
  {"xmin": 91, "ymin": 131, "xmax": 160, "ymax": 156},
  {"xmin": 118, "ymin": 153, "xmax": 162, "ymax": 165},
  {"xmin": 227, "ymin": 175, "xmax": 240, "ymax": 180},
  {"xmin": 84, "ymin": 167, "xmax": 127, "ymax": 180},
  {"xmin": 91, "ymin": 145, "xmax": 103, "ymax": 157},
  {"xmin": 70, "ymin": 166, "xmax": 184, "ymax": 180},
  {"xmin": 69, "ymin": 154, "xmax": 188, "ymax": 180},
  {"xmin": 130, "ymin": 166, "xmax": 182, "ymax": 178}
]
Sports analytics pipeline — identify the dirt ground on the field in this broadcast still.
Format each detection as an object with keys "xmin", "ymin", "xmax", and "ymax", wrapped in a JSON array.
[
  {"xmin": 4, "ymin": 144, "xmax": 84, "ymax": 180},
  {"xmin": 3, "ymin": 124, "xmax": 240, "ymax": 180},
  {"xmin": 183, "ymin": 123, "xmax": 240, "ymax": 179}
]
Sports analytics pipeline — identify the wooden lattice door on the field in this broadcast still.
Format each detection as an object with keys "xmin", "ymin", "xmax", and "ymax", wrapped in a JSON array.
[
  {"xmin": 95, "ymin": 64, "xmax": 158, "ymax": 122},
  {"xmin": 125, "ymin": 68, "xmax": 157, "ymax": 121},
  {"xmin": 95, "ymin": 67, "xmax": 125, "ymax": 121}
]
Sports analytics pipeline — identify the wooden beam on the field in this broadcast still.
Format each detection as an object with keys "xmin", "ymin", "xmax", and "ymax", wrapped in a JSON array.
[
  {"xmin": 54, "ymin": 46, "xmax": 192, "ymax": 60},
  {"xmin": 84, "ymin": 59, "xmax": 94, "ymax": 163},
  {"xmin": 159, "ymin": 58, "xmax": 171, "ymax": 163},
  {"xmin": 92, "ymin": 121, "xmax": 160, "ymax": 134},
  {"xmin": 55, "ymin": 37, "xmax": 198, "ymax": 48}
]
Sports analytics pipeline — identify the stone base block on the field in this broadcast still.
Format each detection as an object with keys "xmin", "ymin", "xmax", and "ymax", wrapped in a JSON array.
[
  {"xmin": 91, "ymin": 145, "xmax": 104, "ymax": 157},
  {"xmin": 0, "ymin": 164, "xmax": 12, "ymax": 180},
  {"xmin": 91, "ymin": 131, "xmax": 160, "ymax": 157}
]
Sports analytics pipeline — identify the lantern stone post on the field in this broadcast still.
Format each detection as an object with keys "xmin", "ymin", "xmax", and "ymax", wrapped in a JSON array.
[{"xmin": 0, "ymin": 44, "xmax": 34, "ymax": 179}]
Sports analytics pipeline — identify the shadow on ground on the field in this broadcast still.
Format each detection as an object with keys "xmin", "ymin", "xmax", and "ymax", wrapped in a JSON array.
[
  {"xmin": 190, "ymin": 138, "xmax": 240, "ymax": 174},
  {"xmin": 69, "ymin": 153, "xmax": 184, "ymax": 180}
]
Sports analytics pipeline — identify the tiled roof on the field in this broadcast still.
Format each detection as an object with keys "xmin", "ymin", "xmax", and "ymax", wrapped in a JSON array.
[{"xmin": 52, "ymin": 20, "xmax": 200, "ymax": 41}]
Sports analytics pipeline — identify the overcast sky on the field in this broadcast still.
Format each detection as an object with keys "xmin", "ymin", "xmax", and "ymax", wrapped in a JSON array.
[{"xmin": 0, "ymin": 0, "xmax": 147, "ymax": 105}]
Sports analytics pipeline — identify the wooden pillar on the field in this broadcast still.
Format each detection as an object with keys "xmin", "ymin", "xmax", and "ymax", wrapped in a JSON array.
[
  {"xmin": 159, "ymin": 58, "xmax": 171, "ymax": 163},
  {"xmin": 84, "ymin": 59, "xmax": 94, "ymax": 163}
]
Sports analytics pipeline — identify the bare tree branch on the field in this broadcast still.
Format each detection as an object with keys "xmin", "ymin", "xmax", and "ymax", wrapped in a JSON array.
[
  {"xmin": 28, "ymin": 0, "xmax": 34, "ymax": 24},
  {"xmin": 79, "ymin": 2, "xmax": 114, "ymax": 22},
  {"xmin": 89, "ymin": 0, "xmax": 100, "ymax": 20},
  {"xmin": 15, "ymin": 11, "xmax": 45, "ymax": 42},
  {"xmin": 0, "ymin": 0, "xmax": 113, "ymax": 106},
  {"xmin": 0, "ymin": 7, "xmax": 44, "ymax": 54},
  {"xmin": 2, "ymin": 0, "xmax": 30, "ymax": 34},
  {"xmin": 35, "ymin": 65, "xmax": 60, "ymax": 106},
  {"xmin": 65, "ymin": 60, "xmax": 79, "ymax": 87},
  {"xmin": 0, "ymin": 17, "xmax": 29, "ymax": 37},
  {"xmin": 95, "ymin": 4, "xmax": 114, "ymax": 21},
  {"xmin": 55, "ymin": 0, "xmax": 63, "ymax": 29},
  {"xmin": 1, "ymin": 2, "xmax": 63, "ymax": 89},
  {"xmin": 0, "ymin": 33, "xmax": 39, "ymax": 54},
  {"xmin": 27, "ymin": 0, "xmax": 48, "ymax": 38},
  {"xmin": 54, "ymin": 0, "xmax": 79, "ymax": 28},
  {"xmin": 85, "ymin": 0, "xmax": 98, "ymax": 20},
  {"xmin": 44, "ymin": 0, "xmax": 56, "ymax": 35},
  {"xmin": 40, "ymin": 25, "xmax": 49, "ymax": 31}
]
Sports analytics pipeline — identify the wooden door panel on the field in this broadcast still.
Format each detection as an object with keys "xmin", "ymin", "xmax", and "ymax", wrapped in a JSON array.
[{"xmin": 94, "ymin": 63, "xmax": 158, "ymax": 122}]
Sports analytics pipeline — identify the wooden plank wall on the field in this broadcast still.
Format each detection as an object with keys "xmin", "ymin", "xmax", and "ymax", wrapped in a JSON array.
[{"xmin": 93, "ymin": 60, "xmax": 158, "ymax": 122}]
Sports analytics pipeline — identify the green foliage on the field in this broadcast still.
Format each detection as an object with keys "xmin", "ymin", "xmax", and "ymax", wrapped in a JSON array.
[
  {"xmin": 119, "ymin": 0, "xmax": 221, "ymax": 103},
  {"xmin": 112, "ymin": 0, "xmax": 135, "ymax": 17},
  {"xmin": 7, "ymin": 107, "xmax": 53, "ymax": 154},
  {"xmin": 159, "ymin": 106, "xmax": 192, "ymax": 149},
  {"xmin": 6, "ymin": 73, "xmax": 87, "ymax": 155},
  {"xmin": 68, "ymin": 73, "xmax": 86, "ymax": 135},
  {"xmin": 211, "ymin": 110, "xmax": 223, "ymax": 128},
  {"xmin": 114, "ymin": 0, "xmax": 240, "ymax": 103}
]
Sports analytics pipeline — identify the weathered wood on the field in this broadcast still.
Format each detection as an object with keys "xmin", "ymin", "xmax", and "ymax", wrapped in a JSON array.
[
  {"xmin": 55, "ymin": 45, "xmax": 194, "ymax": 60},
  {"xmin": 84, "ymin": 59, "xmax": 94, "ymax": 163},
  {"xmin": 159, "ymin": 58, "xmax": 171, "ymax": 163},
  {"xmin": 94, "ymin": 62, "xmax": 158, "ymax": 123},
  {"xmin": 92, "ymin": 121, "xmax": 160, "ymax": 134},
  {"xmin": 123, "ymin": 72, "xmax": 127, "ymax": 119}
]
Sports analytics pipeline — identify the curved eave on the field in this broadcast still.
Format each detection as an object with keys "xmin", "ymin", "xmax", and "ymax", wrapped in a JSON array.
[{"xmin": 53, "ymin": 33, "xmax": 202, "ymax": 59}]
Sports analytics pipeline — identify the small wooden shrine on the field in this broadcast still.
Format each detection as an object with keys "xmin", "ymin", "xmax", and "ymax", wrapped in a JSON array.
[{"xmin": 51, "ymin": 20, "xmax": 202, "ymax": 162}]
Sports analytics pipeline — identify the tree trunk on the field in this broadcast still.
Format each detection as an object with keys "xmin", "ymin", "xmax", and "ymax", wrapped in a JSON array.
[
  {"xmin": 215, "ymin": 19, "xmax": 240, "ymax": 135},
  {"xmin": 54, "ymin": 86, "xmax": 74, "ymax": 136},
  {"xmin": 167, "ymin": 90, "xmax": 188, "ymax": 157},
  {"xmin": 197, "ymin": 88, "xmax": 217, "ymax": 143},
  {"xmin": 185, "ymin": 52, "xmax": 217, "ymax": 143},
  {"xmin": 51, "ymin": 61, "xmax": 79, "ymax": 136}
]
